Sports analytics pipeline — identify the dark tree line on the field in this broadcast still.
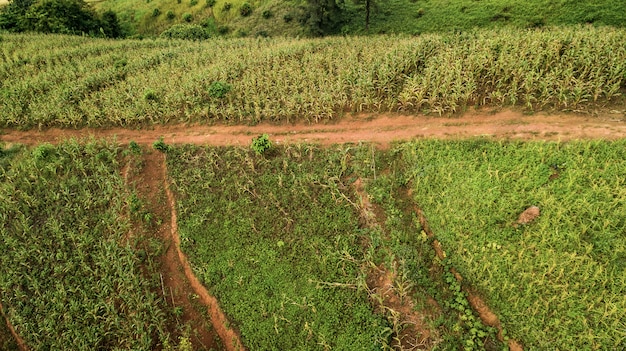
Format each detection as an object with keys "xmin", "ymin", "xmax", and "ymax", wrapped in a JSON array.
[{"xmin": 0, "ymin": 0, "xmax": 122, "ymax": 37}]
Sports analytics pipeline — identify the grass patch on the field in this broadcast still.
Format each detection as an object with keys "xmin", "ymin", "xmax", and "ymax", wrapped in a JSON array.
[
  {"xmin": 392, "ymin": 139, "xmax": 626, "ymax": 349},
  {"xmin": 167, "ymin": 144, "xmax": 388, "ymax": 349}
]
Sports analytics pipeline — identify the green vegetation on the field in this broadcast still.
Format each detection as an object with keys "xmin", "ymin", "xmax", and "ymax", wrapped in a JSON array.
[
  {"xmin": 1, "ymin": 137, "xmax": 624, "ymax": 349},
  {"xmin": 0, "ymin": 140, "xmax": 173, "ymax": 349},
  {"xmin": 0, "ymin": 0, "xmax": 122, "ymax": 37},
  {"xmin": 389, "ymin": 139, "xmax": 626, "ymax": 349},
  {"xmin": 91, "ymin": 0, "xmax": 626, "ymax": 37},
  {"xmin": 342, "ymin": 0, "xmax": 626, "ymax": 35},
  {"xmin": 1, "ymin": 26, "xmax": 625, "ymax": 128},
  {"xmin": 167, "ymin": 144, "xmax": 389, "ymax": 349}
]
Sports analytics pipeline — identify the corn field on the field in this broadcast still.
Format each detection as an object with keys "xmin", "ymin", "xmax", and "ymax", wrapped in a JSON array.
[
  {"xmin": 0, "ymin": 26, "xmax": 625, "ymax": 128},
  {"xmin": 0, "ymin": 140, "xmax": 170, "ymax": 350}
]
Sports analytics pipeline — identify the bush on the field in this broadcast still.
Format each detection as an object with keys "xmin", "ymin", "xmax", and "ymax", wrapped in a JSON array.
[
  {"xmin": 262, "ymin": 9, "xmax": 272, "ymax": 19},
  {"xmin": 206, "ymin": 0, "xmax": 216, "ymax": 7},
  {"xmin": 160, "ymin": 23, "xmax": 210, "ymax": 40},
  {"xmin": 251, "ymin": 134, "xmax": 272, "ymax": 155},
  {"xmin": 182, "ymin": 12, "xmax": 192, "ymax": 22},
  {"xmin": 222, "ymin": 2, "xmax": 231, "ymax": 11},
  {"xmin": 152, "ymin": 137, "xmax": 170, "ymax": 153},
  {"xmin": 239, "ymin": 2, "xmax": 252, "ymax": 16},
  {"xmin": 166, "ymin": 10, "xmax": 175, "ymax": 20},
  {"xmin": 152, "ymin": 8, "xmax": 161, "ymax": 17},
  {"xmin": 208, "ymin": 81, "xmax": 232, "ymax": 98},
  {"xmin": 283, "ymin": 13, "xmax": 293, "ymax": 23},
  {"xmin": 190, "ymin": 0, "xmax": 198, "ymax": 6}
]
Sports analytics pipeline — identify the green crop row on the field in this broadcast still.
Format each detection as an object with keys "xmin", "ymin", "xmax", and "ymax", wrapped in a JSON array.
[
  {"xmin": 1, "ymin": 25, "xmax": 625, "ymax": 128},
  {"xmin": 0, "ymin": 140, "xmax": 172, "ymax": 350},
  {"xmin": 391, "ymin": 139, "xmax": 626, "ymax": 350}
]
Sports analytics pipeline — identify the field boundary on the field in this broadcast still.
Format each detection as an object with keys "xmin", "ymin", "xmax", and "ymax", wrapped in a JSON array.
[{"xmin": 161, "ymin": 155, "xmax": 246, "ymax": 351}]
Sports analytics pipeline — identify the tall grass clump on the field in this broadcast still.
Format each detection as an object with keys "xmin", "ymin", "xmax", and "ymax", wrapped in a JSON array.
[
  {"xmin": 0, "ymin": 140, "xmax": 171, "ymax": 350},
  {"xmin": 0, "ymin": 26, "xmax": 625, "ymax": 128}
]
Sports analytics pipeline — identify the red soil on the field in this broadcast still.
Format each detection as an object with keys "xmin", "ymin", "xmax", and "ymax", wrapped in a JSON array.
[{"xmin": 2, "ymin": 109, "xmax": 626, "ymax": 148}]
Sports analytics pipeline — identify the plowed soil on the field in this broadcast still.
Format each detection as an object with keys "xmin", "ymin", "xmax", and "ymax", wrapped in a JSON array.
[{"xmin": 2, "ymin": 110, "xmax": 626, "ymax": 148}]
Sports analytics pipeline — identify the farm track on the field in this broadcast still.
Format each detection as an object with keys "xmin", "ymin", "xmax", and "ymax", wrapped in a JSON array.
[{"xmin": 2, "ymin": 110, "xmax": 626, "ymax": 148}]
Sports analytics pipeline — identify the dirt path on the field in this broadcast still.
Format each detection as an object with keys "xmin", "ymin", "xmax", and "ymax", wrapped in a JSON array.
[{"xmin": 2, "ymin": 110, "xmax": 626, "ymax": 147}]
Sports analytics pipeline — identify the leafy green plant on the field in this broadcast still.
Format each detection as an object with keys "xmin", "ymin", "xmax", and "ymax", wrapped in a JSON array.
[
  {"xmin": 208, "ymin": 81, "xmax": 232, "ymax": 98},
  {"xmin": 251, "ymin": 134, "xmax": 272, "ymax": 155},
  {"xmin": 153, "ymin": 137, "xmax": 170, "ymax": 152},
  {"xmin": 182, "ymin": 12, "xmax": 192, "ymax": 22},
  {"xmin": 144, "ymin": 89, "xmax": 158, "ymax": 101},
  {"xmin": 152, "ymin": 8, "xmax": 161, "ymax": 17},
  {"xmin": 166, "ymin": 10, "xmax": 175, "ymax": 20},
  {"xmin": 160, "ymin": 24, "xmax": 210, "ymax": 40}
]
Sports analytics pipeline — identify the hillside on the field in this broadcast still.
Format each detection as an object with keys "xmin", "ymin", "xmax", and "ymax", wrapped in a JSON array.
[{"xmin": 91, "ymin": 0, "xmax": 626, "ymax": 37}]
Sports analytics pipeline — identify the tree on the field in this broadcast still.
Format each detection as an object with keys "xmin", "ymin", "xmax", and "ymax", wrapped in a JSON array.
[
  {"xmin": 0, "ymin": 0, "xmax": 123, "ymax": 37},
  {"xmin": 299, "ymin": 0, "xmax": 344, "ymax": 36},
  {"xmin": 353, "ymin": 0, "xmax": 377, "ymax": 31}
]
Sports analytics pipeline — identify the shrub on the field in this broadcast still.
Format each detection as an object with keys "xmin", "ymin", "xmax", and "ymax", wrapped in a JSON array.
[
  {"xmin": 152, "ymin": 137, "xmax": 170, "ymax": 153},
  {"xmin": 222, "ymin": 2, "xmax": 231, "ymax": 11},
  {"xmin": 416, "ymin": 8, "xmax": 425, "ymax": 18},
  {"xmin": 166, "ymin": 10, "xmax": 175, "ymax": 20},
  {"xmin": 251, "ymin": 134, "xmax": 272, "ymax": 155},
  {"xmin": 182, "ymin": 12, "xmax": 192, "ymax": 22},
  {"xmin": 206, "ymin": 0, "xmax": 216, "ymax": 7},
  {"xmin": 152, "ymin": 8, "xmax": 161, "ymax": 17},
  {"xmin": 129, "ymin": 141, "xmax": 141, "ymax": 155},
  {"xmin": 160, "ymin": 23, "xmax": 210, "ymax": 40},
  {"xmin": 283, "ymin": 13, "xmax": 293, "ymax": 22},
  {"xmin": 208, "ymin": 81, "xmax": 232, "ymax": 98},
  {"xmin": 262, "ymin": 9, "xmax": 272, "ymax": 19},
  {"xmin": 190, "ymin": 0, "xmax": 198, "ymax": 6},
  {"xmin": 239, "ymin": 2, "xmax": 252, "ymax": 16}
]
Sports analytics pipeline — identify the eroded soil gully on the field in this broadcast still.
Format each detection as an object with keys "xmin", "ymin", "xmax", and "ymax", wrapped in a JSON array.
[
  {"xmin": 2, "ymin": 110, "xmax": 626, "ymax": 148},
  {"xmin": 0, "ymin": 300, "xmax": 28, "ymax": 351},
  {"xmin": 158, "ymin": 153, "xmax": 245, "ymax": 351},
  {"xmin": 414, "ymin": 207, "xmax": 523, "ymax": 351},
  {"xmin": 353, "ymin": 178, "xmax": 435, "ymax": 349}
]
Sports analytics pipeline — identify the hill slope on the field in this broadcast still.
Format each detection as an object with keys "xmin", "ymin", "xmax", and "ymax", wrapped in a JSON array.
[{"xmin": 92, "ymin": 0, "xmax": 626, "ymax": 37}]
